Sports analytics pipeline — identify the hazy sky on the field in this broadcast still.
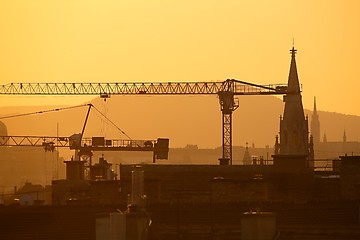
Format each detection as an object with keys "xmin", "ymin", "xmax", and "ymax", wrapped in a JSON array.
[{"xmin": 0, "ymin": 0, "xmax": 359, "ymax": 115}]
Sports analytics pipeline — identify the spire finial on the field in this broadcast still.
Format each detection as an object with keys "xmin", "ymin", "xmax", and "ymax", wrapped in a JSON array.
[{"xmin": 291, "ymin": 38, "xmax": 297, "ymax": 56}]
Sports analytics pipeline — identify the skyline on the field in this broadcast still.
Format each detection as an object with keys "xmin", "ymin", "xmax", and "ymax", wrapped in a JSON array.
[
  {"xmin": 1, "ymin": 1, "xmax": 360, "ymax": 116},
  {"xmin": 1, "ymin": 95, "xmax": 359, "ymax": 149}
]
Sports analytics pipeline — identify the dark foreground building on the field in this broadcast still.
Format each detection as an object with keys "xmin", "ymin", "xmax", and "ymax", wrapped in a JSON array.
[{"xmin": 1, "ymin": 158, "xmax": 360, "ymax": 240}]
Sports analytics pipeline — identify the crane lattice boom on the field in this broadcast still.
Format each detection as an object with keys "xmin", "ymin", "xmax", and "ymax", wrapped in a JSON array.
[
  {"xmin": 0, "ymin": 135, "xmax": 167, "ymax": 153},
  {"xmin": 0, "ymin": 79, "xmax": 288, "ymax": 165},
  {"xmin": 0, "ymin": 79, "xmax": 287, "ymax": 95}
]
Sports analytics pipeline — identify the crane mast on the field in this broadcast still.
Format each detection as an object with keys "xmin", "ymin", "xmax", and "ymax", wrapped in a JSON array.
[{"xmin": 0, "ymin": 79, "xmax": 287, "ymax": 164}]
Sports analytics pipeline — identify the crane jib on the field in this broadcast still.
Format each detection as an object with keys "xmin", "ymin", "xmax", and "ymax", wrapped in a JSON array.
[
  {"xmin": 0, "ymin": 80, "xmax": 286, "ymax": 95},
  {"xmin": 0, "ymin": 79, "xmax": 287, "ymax": 165}
]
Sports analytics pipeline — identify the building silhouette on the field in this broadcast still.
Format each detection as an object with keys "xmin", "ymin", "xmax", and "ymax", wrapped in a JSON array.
[
  {"xmin": 242, "ymin": 142, "xmax": 252, "ymax": 165},
  {"xmin": 310, "ymin": 100, "xmax": 360, "ymax": 160},
  {"xmin": 277, "ymin": 47, "xmax": 312, "ymax": 156},
  {"xmin": 311, "ymin": 97, "xmax": 320, "ymax": 143},
  {"xmin": 273, "ymin": 47, "xmax": 314, "ymax": 171}
]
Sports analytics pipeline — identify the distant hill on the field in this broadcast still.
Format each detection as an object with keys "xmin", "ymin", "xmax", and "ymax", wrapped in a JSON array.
[{"xmin": 0, "ymin": 96, "xmax": 359, "ymax": 149}]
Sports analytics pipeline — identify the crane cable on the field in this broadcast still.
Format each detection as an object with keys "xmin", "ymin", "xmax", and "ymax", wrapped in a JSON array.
[
  {"xmin": 0, "ymin": 102, "xmax": 134, "ymax": 141},
  {"xmin": 100, "ymin": 99, "xmax": 109, "ymax": 138},
  {"xmin": 90, "ymin": 105, "xmax": 133, "ymax": 141},
  {"xmin": 0, "ymin": 104, "xmax": 90, "ymax": 120}
]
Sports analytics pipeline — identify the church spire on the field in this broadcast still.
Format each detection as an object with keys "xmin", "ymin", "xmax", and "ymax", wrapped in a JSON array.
[
  {"xmin": 323, "ymin": 133, "xmax": 327, "ymax": 143},
  {"xmin": 243, "ymin": 142, "xmax": 252, "ymax": 165},
  {"xmin": 278, "ymin": 47, "xmax": 310, "ymax": 156},
  {"xmin": 287, "ymin": 47, "xmax": 301, "ymax": 93},
  {"xmin": 282, "ymin": 46, "xmax": 305, "ymax": 121},
  {"xmin": 311, "ymin": 96, "xmax": 320, "ymax": 143},
  {"xmin": 274, "ymin": 47, "xmax": 314, "ymax": 172}
]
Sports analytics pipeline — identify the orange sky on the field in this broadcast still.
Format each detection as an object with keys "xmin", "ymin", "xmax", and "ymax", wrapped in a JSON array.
[{"xmin": 0, "ymin": 0, "xmax": 360, "ymax": 115}]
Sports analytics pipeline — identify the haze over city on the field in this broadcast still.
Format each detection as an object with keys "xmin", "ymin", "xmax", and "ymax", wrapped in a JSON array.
[
  {"xmin": 1, "ymin": 96, "xmax": 360, "ymax": 150},
  {"xmin": 2, "ymin": 1, "xmax": 360, "ymax": 240},
  {"xmin": 1, "ymin": 0, "xmax": 360, "ymax": 116}
]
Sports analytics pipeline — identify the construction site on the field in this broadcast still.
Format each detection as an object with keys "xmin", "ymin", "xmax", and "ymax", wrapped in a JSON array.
[{"xmin": 0, "ymin": 48, "xmax": 360, "ymax": 240}]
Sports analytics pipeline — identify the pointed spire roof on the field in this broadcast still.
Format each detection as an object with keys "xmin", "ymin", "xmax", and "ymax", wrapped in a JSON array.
[
  {"xmin": 243, "ymin": 142, "xmax": 252, "ymax": 165},
  {"xmin": 287, "ymin": 47, "xmax": 301, "ymax": 93},
  {"xmin": 313, "ymin": 97, "xmax": 317, "ymax": 113},
  {"xmin": 280, "ymin": 46, "xmax": 309, "ymax": 155},
  {"xmin": 323, "ymin": 133, "xmax": 327, "ymax": 143},
  {"xmin": 311, "ymin": 96, "xmax": 320, "ymax": 144},
  {"xmin": 282, "ymin": 47, "xmax": 305, "ymax": 121}
]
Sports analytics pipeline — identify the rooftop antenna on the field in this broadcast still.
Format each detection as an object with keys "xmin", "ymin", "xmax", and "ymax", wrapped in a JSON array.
[{"xmin": 292, "ymin": 38, "xmax": 295, "ymax": 48}]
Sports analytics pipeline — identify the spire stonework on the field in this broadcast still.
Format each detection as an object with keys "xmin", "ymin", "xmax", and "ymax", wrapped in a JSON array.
[
  {"xmin": 273, "ymin": 47, "xmax": 314, "ymax": 172},
  {"xmin": 278, "ymin": 47, "xmax": 311, "ymax": 157}
]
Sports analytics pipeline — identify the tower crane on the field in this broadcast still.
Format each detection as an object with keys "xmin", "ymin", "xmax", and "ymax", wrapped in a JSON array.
[
  {"xmin": 0, "ymin": 135, "xmax": 169, "ymax": 160},
  {"xmin": 0, "ymin": 79, "xmax": 287, "ymax": 164},
  {"xmin": 0, "ymin": 104, "xmax": 169, "ymax": 163}
]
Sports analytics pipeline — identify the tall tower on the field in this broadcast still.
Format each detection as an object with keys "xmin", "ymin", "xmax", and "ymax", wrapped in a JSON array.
[
  {"xmin": 278, "ymin": 47, "xmax": 310, "ymax": 156},
  {"xmin": 311, "ymin": 97, "xmax": 320, "ymax": 143},
  {"xmin": 243, "ymin": 142, "xmax": 252, "ymax": 165},
  {"xmin": 273, "ymin": 47, "xmax": 313, "ymax": 172}
]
